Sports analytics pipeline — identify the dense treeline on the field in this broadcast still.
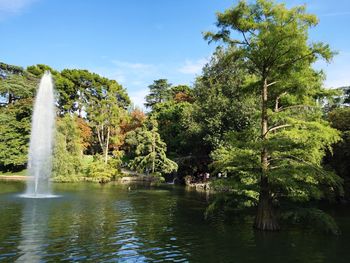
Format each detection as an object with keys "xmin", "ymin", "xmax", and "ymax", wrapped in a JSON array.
[
  {"xmin": 0, "ymin": 63, "xmax": 176, "ymax": 182},
  {"xmin": 1, "ymin": 0, "xmax": 350, "ymax": 233}
]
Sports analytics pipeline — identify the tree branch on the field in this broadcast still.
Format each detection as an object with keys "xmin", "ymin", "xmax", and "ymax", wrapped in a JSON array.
[
  {"xmin": 278, "ymin": 50, "xmax": 317, "ymax": 69},
  {"xmin": 267, "ymin": 81, "xmax": 278, "ymax": 87},
  {"xmin": 265, "ymin": 124, "xmax": 292, "ymax": 136},
  {"xmin": 242, "ymin": 31, "xmax": 250, "ymax": 46},
  {"xmin": 278, "ymin": 105, "xmax": 315, "ymax": 112},
  {"xmin": 274, "ymin": 91, "xmax": 287, "ymax": 112},
  {"xmin": 269, "ymin": 155, "xmax": 328, "ymax": 177}
]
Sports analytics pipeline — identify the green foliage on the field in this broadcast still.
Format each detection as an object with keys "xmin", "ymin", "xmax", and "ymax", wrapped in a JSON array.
[
  {"xmin": 170, "ymin": 85, "xmax": 194, "ymax": 102},
  {"xmin": 0, "ymin": 62, "xmax": 25, "ymax": 76},
  {"xmin": 343, "ymin": 87, "xmax": 350, "ymax": 105},
  {"xmin": 52, "ymin": 115, "xmax": 83, "ymax": 182},
  {"xmin": 0, "ymin": 64, "xmax": 36, "ymax": 171},
  {"xmin": 145, "ymin": 79, "xmax": 172, "ymax": 109},
  {"xmin": 27, "ymin": 64, "xmax": 55, "ymax": 76},
  {"xmin": 87, "ymin": 81, "xmax": 128, "ymax": 164},
  {"xmin": 209, "ymin": 178, "xmax": 259, "ymax": 207},
  {"xmin": 151, "ymin": 101, "xmax": 196, "ymax": 156},
  {"xmin": 193, "ymin": 46, "xmax": 259, "ymax": 149},
  {"xmin": 0, "ymin": 74, "xmax": 37, "ymax": 105},
  {"xmin": 326, "ymin": 107, "xmax": 350, "ymax": 199},
  {"xmin": 204, "ymin": 193, "xmax": 251, "ymax": 220},
  {"xmin": 125, "ymin": 118, "xmax": 178, "ymax": 175},
  {"xmin": 205, "ymin": 0, "xmax": 342, "ymax": 230},
  {"xmin": 61, "ymin": 69, "xmax": 130, "ymax": 115},
  {"xmin": 211, "ymin": 106, "xmax": 343, "ymax": 202},
  {"xmin": 0, "ymin": 99, "xmax": 33, "ymax": 170},
  {"xmin": 280, "ymin": 208, "xmax": 340, "ymax": 235},
  {"xmin": 204, "ymin": 0, "xmax": 334, "ymax": 70},
  {"xmin": 328, "ymin": 107, "xmax": 350, "ymax": 131},
  {"xmin": 84, "ymin": 155, "xmax": 118, "ymax": 183}
]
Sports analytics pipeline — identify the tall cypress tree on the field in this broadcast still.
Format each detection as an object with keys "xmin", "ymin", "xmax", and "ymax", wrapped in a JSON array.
[{"xmin": 206, "ymin": 0, "xmax": 342, "ymax": 231}]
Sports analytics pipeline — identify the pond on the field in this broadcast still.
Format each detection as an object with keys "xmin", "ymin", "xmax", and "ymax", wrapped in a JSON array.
[{"xmin": 0, "ymin": 181, "xmax": 349, "ymax": 262}]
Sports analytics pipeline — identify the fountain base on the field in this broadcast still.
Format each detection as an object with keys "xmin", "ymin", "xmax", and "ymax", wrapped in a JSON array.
[{"xmin": 19, "ymin": 194, "xmax": 61, "ymax": 199}]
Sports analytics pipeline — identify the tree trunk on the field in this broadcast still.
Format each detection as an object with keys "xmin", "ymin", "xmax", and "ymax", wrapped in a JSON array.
[
  {"xmin": 254, "ymin": 78, "xmax": 280, "ymax": 231},
  {"xmin": 151, "ymin": 132, "xmax": 155, "ymax": 173},
  {"xmin": 8, "ymin": 92, "xmax": 13, "ymax": 104},
  {"xmin": 104, "ymin": 127, "xmax": 110, "ymax": 164},
  {"xmin": 254, "ymin": 177, "xmax": 280, "ymax": 231}
]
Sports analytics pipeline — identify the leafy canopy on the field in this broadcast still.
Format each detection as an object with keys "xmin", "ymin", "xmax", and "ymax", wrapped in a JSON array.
[{"xmin": 205, "ymin": 0, "xmax": 342, "ymax": 219}]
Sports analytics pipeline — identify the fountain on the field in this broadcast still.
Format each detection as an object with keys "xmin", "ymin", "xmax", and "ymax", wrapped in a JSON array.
[{"xmin": 22, "ymin": 71, "xmax": 57, "ymax": 198}]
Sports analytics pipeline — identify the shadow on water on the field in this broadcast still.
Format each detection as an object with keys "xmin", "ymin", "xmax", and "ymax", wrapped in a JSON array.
[{"xmin": 0, "ymin": 181, "xmax": 350, "ymax": 262}]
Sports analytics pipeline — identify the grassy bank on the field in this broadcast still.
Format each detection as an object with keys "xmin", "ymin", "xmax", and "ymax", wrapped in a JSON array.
[{"xmin": 0, "ymin": 170, "xmax": 27, "ymax": 176}]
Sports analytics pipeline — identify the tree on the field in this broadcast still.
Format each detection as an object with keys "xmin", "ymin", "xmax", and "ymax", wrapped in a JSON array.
[
  {"xmin": 125, "ymin": 118, "xmax": 178, "ymax": 175},
  {"xmin": 1, "ymin": 63, "xmax": 37, "ymax": 106},
  {"xmin": 193, "ymin": 46, "xmax": 258, "ymax": 150},
  {"xmin": 27, "ymin": 64, "xmax": 78, "ymax": 115},
  {"xmin": 122, "ymin": 107, "xmax": 146, "ymax": 133},
  {"xmin": 152, "ymin": 101, "xmax": 195, "ymax": 157},
  {"xmin": 326, "ymin": 108, "xmax": 350, "ymax": 200},
  {"xmin": 60, "ymin": 69, "xmax": 130, "ymax": 117},
  {"xmin": 0, "ymin": 63, "xmax": 36, "ymax": 171},
  {"xmin": 339, "ymin": 86, "xmax": 350, "ymax": 105},
  {"xmin": 57, "ymin": 69, "xmax": 130, "ymax": 162},
  {"xmin": 206, "ymin": 0, "xmax": 341, "ymax": 231},
  {"xmin": 87, "ymin": 82, "xmax": 127, "ymax": 164},
  {"xmin": 0, "ymin": 98, "xmax": 33, "ymax": 171},
  {"xmin": 145, "ymin": 79, "xmax": 171, "ymax": 109},
  {"xmin": 52, "ymin": 115, "xmax": 83, "ymax": 181},
  {"xmin": 76, "ymin": 117, "xmax": 92, "ymax": 153},
  {"xmin": 0, "ymin": 62, "xmax": 24, "ymax": 76},
  {"xmin": 170, "ymin": 85, "xmax": 194, "ymax": 103}
]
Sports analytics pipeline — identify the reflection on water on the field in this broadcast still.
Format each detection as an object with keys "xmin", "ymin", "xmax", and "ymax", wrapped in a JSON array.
[
  {"xmin": 17, "ymin": 199, "xmax": 49, "ymax": 262},
  {"xmin": 0, "ymin": 181, "xmax": 350, "ymax": 262}
]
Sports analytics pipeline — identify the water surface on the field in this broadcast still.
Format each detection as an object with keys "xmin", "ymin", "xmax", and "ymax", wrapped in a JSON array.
[{"xmin": 0, "ymin": 181, "xmax": 349, "ymax": 262}]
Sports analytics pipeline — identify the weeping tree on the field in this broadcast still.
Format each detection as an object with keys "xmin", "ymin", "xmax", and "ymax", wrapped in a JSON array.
[
  {"xmin": 52, "ymin": 115, "xmax": 83, "ymax": 181},
  {"xmin": 206, "ymin": 0, "xmax": 342, "ymax": 231},
  {"xmin": 125, "ymin": 118, "xmax": 178, "ymax": 175}
]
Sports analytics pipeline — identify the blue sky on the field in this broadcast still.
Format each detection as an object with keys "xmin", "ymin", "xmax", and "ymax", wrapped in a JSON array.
[{"xmin": 0, "ymin": 0, "xmax": 349, "ymax": 107}]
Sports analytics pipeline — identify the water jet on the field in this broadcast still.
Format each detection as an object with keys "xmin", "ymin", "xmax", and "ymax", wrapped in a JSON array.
[{"xmin": 22, "ymin": 71, "xmax": 57, "ymax": 198}]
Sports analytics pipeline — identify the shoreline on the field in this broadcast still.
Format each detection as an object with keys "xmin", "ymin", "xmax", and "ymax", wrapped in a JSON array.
[
  {"xmin": 0, "ymin": 175, "xmax": 161, "ymax": 184},
  {"xmin": 0, "ymin": 175, "xmax": 29, "ymax": 181}
]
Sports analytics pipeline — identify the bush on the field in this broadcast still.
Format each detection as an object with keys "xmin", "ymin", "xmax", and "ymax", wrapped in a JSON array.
[{"xmin": 84, "ymin": 155, "xmax": 119, "ymax": 183}]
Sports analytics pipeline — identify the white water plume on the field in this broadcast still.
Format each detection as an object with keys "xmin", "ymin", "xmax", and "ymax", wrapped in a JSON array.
[{"xmin": 24, "ymin": 71, "xmax": 56, "ymax": 198}]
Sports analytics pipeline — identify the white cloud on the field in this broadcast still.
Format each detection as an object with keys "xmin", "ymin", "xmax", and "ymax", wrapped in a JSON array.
[
  {"xmin": 112, "ymin": 60, "xmax": 155, "ymax": 72},
  {"xmin": 128, "ymin": 88, "xmax": 149, "ymax": 109},
  {"xmin": 93, "ymin": 60, "xmax": 157, "ymax": 85},
  {"xmin": 0, "ymin": 0, "xmax": 38, "ymax": 18},
  {"xmin": 83, "ymin": 58, "xmax": 209, "ymax": 109},
  {"xmin": 88, "ymin": 60, "xmax": 160, "ymax": 109},
  {"xmin": 178, "ymin": 58, "xmax": 208, "ymax": 75}
]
